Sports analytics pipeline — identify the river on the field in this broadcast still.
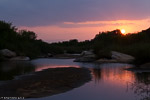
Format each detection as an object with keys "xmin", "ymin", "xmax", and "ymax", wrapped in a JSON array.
[{"xmin": 0, "ymin": 58, "xmax": 150, "ymax": 100}]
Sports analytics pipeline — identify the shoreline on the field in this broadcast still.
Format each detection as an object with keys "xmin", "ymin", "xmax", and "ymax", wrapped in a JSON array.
[{"xmin": 0, "ymin": 67, "xmax": 91, "ymax": 99}]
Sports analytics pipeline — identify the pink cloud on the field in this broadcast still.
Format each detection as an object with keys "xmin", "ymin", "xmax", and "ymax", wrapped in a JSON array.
[{"xmin": 19, "ymin": 18, "xmax": 150, "ymax": 43}]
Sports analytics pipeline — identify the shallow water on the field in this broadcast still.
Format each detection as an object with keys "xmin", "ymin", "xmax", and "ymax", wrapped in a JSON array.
[{"xmin": 0, "ymin": 59, "xmax": 150, "ymax": 100}]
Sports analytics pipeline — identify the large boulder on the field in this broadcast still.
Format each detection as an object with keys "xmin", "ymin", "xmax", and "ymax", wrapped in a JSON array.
[
  {"xmin": 96, "ymin": 51, "xmax": 135, "ymax": 63},
  {"xmin": 10, "ymin": 56, "xmax": 30, "ymax": 61},
  {"xmin": 0, "ymin": 49, "xmax": 16, "ymax": 58},
  {"xmin": 95, "ymin": 58, "xmax": 118, "ymax": 63},
  {"xmin": 74, "ymin": 51, "xmax": 96, "ymax": 62},
  {"xmin": 111, "ymin": 51, "xmax": 135, "ymax": 63},
  {"xmin": 81, "ymin": 51, "xmax": 94, "ymax": 56}
]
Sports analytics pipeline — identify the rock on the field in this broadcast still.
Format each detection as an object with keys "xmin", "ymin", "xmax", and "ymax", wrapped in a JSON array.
[
  {"xmin": 47, "ymin": 53, "xmax": 53, "ymax": 57},
  {"xmin": 81, "ymin": 51, "xmax": 94, "ymax": 56},
  {"xmin": 96, "ymin": 51, "xmax": 135, "ymax": 63},
  {"xmin": 74, "ymin": 51, "xmax": 96, "ymax": 62},
  {"xmin": 10, "ymin": 56, "xmax": 30, "ymax": 61},
  {"xmin": 0, "ymin": 49, "xmax": 16, "ymax": 58},
  {"xmin": 111, "ymin": 51, "xmax": 135, "ymax": 63},
  {"xmin": 95, "ymin": 58, "xmax": 118, "ymax": 63}
]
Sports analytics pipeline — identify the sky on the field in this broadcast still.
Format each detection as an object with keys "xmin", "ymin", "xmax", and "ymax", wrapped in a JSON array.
[{"xmin": 0, "ymin": 0, "xmax": 150, "ymax": 42}]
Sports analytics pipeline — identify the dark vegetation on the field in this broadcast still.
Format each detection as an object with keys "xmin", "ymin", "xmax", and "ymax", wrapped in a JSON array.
[
  {"xmin": 93, "ymin": 29, "xmax": 150, "ymax": 64},
  {"xmin": 0, "ymin": 20, "xmax": 92, "ymax": 58},
  {"xmin": 0, "ymin": 20, "xmax": 150, "ymax": 64},
  {"xmin": 50, "ymin": 39, "xmax": 93, "ymax": 54},
  {"xmin": 0, "ymin": 21, "xmax": 50, "ymax": 58}
]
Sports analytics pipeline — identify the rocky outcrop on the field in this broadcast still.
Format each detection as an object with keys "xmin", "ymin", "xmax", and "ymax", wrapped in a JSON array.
[
  {"xmin": 0, "ymin": 49, "xmax": 30, "ymax": 61},
  {"xmin": 111, "ymin": 51, "xmax": 135, "ymax": 63},
  {"xmin": 81, "ymin": 51, "xmax": 94, "ymax": 56},
  {"xmin": 0, "ymin": 49, "xmax": 16, "ymax": 58},
  {"xmin": 96, "ymin": 58, "xmax": 118, "ymax": 63},
  {"xmin": 96, "ymin": 51, "xmax": 135, "ymax": 63},
  {"xmin": 10, "ymin": 56, "xmax": 30, "ymax": 61},
  {"xmin": 74, "ymin": 51, "xmax": 96, "ymax": 62}
]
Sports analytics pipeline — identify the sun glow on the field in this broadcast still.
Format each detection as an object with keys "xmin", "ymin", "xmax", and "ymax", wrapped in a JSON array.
[{"xmin": 121, "ymin": 29, "xmax": 126, "ymax": 35}]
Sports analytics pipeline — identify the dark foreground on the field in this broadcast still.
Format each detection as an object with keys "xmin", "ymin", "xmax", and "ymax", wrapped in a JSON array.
[
  {"xmin": 0, "ymin": 59, "xmax": 150, "ymax": 100},
  {"xmin": 0, "ymin": 67, "xmax": 91, "ymax": 98}
]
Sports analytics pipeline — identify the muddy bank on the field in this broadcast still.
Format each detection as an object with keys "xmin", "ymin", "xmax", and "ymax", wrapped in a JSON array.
[{"xmin": 0, "ymin": 67, "xmax": 91, "ymax": 98}]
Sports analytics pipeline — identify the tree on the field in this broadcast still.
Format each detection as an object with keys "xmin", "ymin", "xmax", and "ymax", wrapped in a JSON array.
[{"xmin": 19, "ymin": 30, "xmax": 37, "ymax": 40}]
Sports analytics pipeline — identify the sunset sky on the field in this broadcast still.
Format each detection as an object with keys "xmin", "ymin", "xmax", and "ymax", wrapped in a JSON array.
[{"xmin": 0, "ymin": 0, "xmax": 150, "ymax": 42}]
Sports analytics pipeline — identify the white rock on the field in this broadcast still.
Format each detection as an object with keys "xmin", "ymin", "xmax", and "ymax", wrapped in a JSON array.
[
  {"xmin": 0, "ymin": 49, "xmax": 16, "ymax": 58},
  {"xmin": 111, "ymin": 51, "xmax": 135, "ymax": 63},
  {"xmin": 74, "ymin": 50, "xmax": 96, "ymax": 62},
  {"xmin": 81, "ymin": 51, "xmax": 94, "ymax": 56}
]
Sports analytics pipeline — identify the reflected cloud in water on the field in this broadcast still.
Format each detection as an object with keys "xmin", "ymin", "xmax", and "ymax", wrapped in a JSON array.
[
  {"xmin": 32, "ymin": 59, "xmax": 80, "ymax": 71},
  {"xmin": 0, "ymin": 59, "xmax": 150, "ymax": 100}
]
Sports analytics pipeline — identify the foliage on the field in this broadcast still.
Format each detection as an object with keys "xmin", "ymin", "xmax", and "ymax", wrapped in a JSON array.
[
  {"xmin": 0, "ymin": 20, "xmax": 49, "ymax": 58},
  {"xmin": 1, "ymin": 20, "xmax": 150, "ymax": 64},
  {"xmin": 49, "ymin": 39, "xmax": 93, "ymax": 54},
  {"xmin": 0, "ymin": 20, "xmax": 92, "ymax": 58},
  {"xmin": 93, "ymin": 28, "xmax": 150, "ymax": 64}
]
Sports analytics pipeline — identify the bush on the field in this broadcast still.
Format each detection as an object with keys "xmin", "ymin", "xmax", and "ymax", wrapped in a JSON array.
[{"xmin": 93, "ymin": 28, "xmax": 150, "ymax": 64}]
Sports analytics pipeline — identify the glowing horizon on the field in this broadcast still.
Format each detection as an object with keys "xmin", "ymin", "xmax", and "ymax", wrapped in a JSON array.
[
  {"xmin": 1, "ymin": 0, "xmax": 149, "ymax": 43},
  {"xmin": 19, "ymin": 18, "xmax": 150, "ymax": 43}
]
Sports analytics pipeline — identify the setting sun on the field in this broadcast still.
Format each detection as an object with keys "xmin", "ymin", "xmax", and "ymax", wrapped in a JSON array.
[{"xmin": 121, "ymin": 29, "xmax": 126, "ymax": 35}]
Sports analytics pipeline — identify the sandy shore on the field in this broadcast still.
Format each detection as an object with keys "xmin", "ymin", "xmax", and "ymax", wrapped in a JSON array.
[{"xmin": 0, "ymin": 67, "xmax": 91, "ymax": 98}]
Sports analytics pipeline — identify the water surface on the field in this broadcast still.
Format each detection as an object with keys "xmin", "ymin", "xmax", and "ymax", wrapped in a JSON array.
[{"xmin": 0, "ymin": 59, "xmax": 150, "ymax": 100}]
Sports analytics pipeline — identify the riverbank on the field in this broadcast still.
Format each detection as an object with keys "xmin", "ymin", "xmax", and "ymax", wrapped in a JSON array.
[
  {"xmin": 0, "ymin": 58, "xmax": 148, "ymax": 100},
  {"xmin": 0, "ymin": 67, "xmax": 91, "ymax": 98}
]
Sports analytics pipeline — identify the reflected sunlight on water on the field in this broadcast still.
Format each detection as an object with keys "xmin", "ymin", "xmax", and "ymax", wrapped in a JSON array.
[
  {"xmin": 91, "ymin": 67, "xmax": 135, "ymax": 84},
  {"xmin": 35, "ymin": 65, "xmax": 80, "ymax": 71},
  {"xmin": 0, "ymin": 59, "xmax": 150, "ymax": 100}
]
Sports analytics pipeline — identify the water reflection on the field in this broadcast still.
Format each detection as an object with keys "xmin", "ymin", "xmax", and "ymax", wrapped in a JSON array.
[
  {"xmin": 130, "ymin": 72, "xmax": 150, "ymax": 100},
  {"xmin": 83, "ymin": 63, "xmax": 135, "ymax": 85},
  {"xmin": 90, "ymin": 68, "xmax": 102, "ymax": 83},
  {"xmin": 32, "ymin": 59, "xmax": 79, "ymax": 71},
  {"xmin": 0, "ymin": 61, "xmax": 35, "ymax": 80},
  {"xmin": 35, "ymin": 65, "xmax": 79, "ymax": 71},
  {"xmin": 0, "ymin": 59, "xmax": 150, "ymax": 100},
  {"xmin": 88, "ymin": 63, "xmax": 150, "ymax": 100}
]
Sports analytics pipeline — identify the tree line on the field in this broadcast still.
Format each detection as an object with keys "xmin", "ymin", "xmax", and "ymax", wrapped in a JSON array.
[{"xmin": 1, "ymin": 20, "xmax": 150, "ymax": 64}]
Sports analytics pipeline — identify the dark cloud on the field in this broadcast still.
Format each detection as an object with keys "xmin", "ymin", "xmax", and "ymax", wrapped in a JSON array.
[{"xmin": 0, "ymin": 0, "xmax": 149, "ymax": 26}]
